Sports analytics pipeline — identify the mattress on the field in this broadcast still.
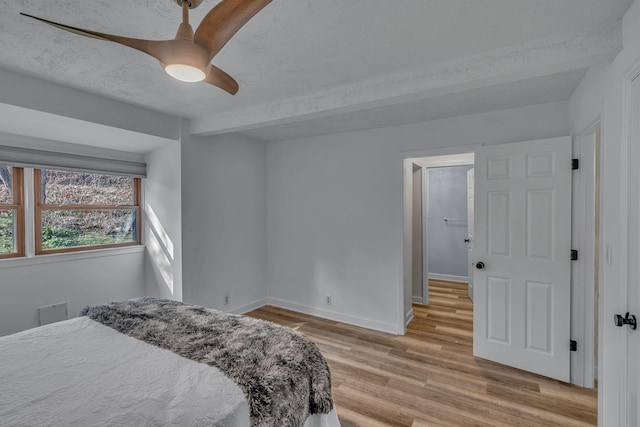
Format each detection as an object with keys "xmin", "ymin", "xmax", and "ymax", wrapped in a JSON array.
[{"xmin": 0, "ymin": 317, "xmax": 340, "ymax": 427}]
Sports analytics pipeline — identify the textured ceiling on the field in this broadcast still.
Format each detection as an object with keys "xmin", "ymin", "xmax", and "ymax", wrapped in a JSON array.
[{"xmin": 0, "ymin": 0, "xmax": 634, "ymax": 144}]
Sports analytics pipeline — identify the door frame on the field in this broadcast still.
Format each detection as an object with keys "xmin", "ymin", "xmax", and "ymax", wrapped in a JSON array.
[
  {"xmin": 618, "ymin": 62, "xmax": 640, "ymax": 427},
  {"xmin": 596, "ymin": 57, "xmax": 640, "ymax": 427},
  {"xmin": 401, "ymin": 145, "xmax": 479, "ymax": 334},
  {"xmin": 411, "ymin": 163, "xmax": 425, "ymax": 305},
  {"xmin": 571, "ymin": 126, "xmax": 599, "ymax": 388},
  {"xmin": 418, "ymin": 156, "xmax": 475, "ymax": 302},
  {"xmin": 404, "ymin": 152, "xmax": 475, "ymax": 309}
]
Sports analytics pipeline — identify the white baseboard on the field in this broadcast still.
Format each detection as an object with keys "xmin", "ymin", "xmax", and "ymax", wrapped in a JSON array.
[
  {"xmin": 412, "ymin": 296, "xmax": 424, "ymax": 304},
  {"xmin": 229, "ymin": 298, "xmax": 268, "ymax": 315},
  {"xmin": 266, "ymin": 297, "xmax": 401, "ymax": 335},
  {"xmin": 405, "ymin": 308, "xmax": 414, "ymax": 327},
  {"xmin": 428, "ymin": 273, "xmax": 469, "ymax": 283}
]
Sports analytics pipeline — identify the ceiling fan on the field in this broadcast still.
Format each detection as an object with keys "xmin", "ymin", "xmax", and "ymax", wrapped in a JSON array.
[{"xmin": 20, "ymin": 0, "xmax": 272, "ymax": 95}]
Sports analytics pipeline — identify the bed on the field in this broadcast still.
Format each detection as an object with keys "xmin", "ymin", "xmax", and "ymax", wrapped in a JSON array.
[{"xmin": 0, "ymin": 298, "xmax": 341, "ymax": 427}]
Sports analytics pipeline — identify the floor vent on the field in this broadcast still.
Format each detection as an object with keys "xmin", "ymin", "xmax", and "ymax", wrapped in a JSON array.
[{"xmin": 38, "ymin": 302, "xmax": 69, "ymax": 326}]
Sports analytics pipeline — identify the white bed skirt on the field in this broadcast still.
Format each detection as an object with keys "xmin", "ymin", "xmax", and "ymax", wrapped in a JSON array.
[{"xmin": 0, "ymin": 317, "xmax": 340, "ymax": 427}]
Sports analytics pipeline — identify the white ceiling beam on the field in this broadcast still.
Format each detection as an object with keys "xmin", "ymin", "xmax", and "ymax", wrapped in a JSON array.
[
  {"xmin": 0, "ymin": 66, "xmax": 181, "ymax": 142},
  {"xmin": 191, "ymin": 22, "xmax": 622, "ymax": 136}
]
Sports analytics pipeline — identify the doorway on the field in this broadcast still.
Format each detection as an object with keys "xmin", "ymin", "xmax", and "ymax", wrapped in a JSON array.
[
  {"xmin": 406, "ymin": 153, "xmax": 474, "ymax": 308},
  {"xmin": 401, "ymin": 138, "xmax": 600, "ymax": 388}
]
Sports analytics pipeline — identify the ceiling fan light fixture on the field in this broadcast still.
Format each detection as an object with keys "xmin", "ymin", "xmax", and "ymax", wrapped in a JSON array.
[
  {"xmin": 21, "ymin": 0, "xmax": 273, "ymax": 94},
  {"xmin": 164, "ymin": 63, "xmax": 206, "ymax": 82}
]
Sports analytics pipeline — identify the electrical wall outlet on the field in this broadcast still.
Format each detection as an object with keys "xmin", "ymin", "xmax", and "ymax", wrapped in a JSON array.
[
  {"xmin": 326, "ymin": 295, "xmax": 332, "ymax": 305},
  {"xmin": 224, "ymin": 294, "xmax": 230, "ymax": 306}
]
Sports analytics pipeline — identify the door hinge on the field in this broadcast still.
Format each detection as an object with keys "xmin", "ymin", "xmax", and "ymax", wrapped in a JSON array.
[
  {"xmin": 572, "ymin": 159, "xmax": 579, "ymax": 170},
  {"xmin": 570, "ymin": 340, "xmax": 577, "ymax": 351},
  {"xmin": 571, "ymin": 250, "xmax": 578, "ymax": 261}
]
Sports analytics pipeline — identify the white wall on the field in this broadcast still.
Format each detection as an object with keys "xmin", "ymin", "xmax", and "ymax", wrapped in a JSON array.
[
  {"xmin": 569, "ymin": 1, "xmax": 640, "ymax": 424},
  {"xmin": 266, "ymin": 101, "xmax": 570, "ymax": 334},
  {"xmin": 0, "ymin": 134, "xmax": 147, "ymax": 337},
  {"xmin": 0, "ymin": 249, "xmax": 145, "ymax": 336},
  {"xmin": 144, "ymin": 140, "xmax": 182, "ymax": 300},
  {"xmin": 181, "ymin": 133, "xmax": 267, "ymax": 313}
]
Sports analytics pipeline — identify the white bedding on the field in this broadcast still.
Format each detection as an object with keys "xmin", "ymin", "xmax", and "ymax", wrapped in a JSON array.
[{"xmin": 0, "ymin": 317, "xmax": 340, "ymax": 427}]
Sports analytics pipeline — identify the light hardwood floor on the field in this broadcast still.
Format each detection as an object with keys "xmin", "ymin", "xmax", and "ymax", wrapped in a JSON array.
[{"xmin": 247, "ymin": 279, "xmax": 597, "ymax": 426}]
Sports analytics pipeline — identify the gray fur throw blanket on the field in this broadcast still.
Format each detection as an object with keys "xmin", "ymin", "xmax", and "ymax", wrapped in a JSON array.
[{"xmin": 80, "ymin": 297, "xmax": 333, "ymax": 427}]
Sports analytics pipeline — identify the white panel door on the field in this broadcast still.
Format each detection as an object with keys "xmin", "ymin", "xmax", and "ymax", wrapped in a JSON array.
[
  {"xmin": 625, "ymin": 75, "xmax": 640, "ymax": 426},
  {"xmin": 467, "ymin": 168, "xmax": 475, "ymax": 300},
  {"xmin": 473, "ymin": 137, "xmax": 572, "ymax": 382}
]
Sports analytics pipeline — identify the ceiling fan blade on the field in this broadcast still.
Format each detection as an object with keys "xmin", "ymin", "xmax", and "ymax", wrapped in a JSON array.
[
  {"xmin": 204, "ymin": 65, "xmax": 239, "ymax": 95},
  {"xmin": 20, "ymin": 13, "xmax": 175, "ymax": 63},
  {"xmin": 194, "ymin": 0, "xmax": 271, "ymax": 59}
]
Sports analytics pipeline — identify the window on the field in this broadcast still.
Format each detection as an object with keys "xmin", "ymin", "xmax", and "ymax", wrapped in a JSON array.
[
  {"xmin": 0, "ymin": 144, "xmax": 146, "ymax": 258},
  {"xmin": 34, "ymin": 169, "xmax": 141, "ymax": 254},
  {"xmin": 0, "ymin": 165, "xmax": 24, "ymax": 259}
]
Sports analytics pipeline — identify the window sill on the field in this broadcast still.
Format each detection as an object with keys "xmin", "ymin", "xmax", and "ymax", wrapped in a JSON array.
[{"xmin": 0, "ymin": 245, "xmax": 145, "ymax": 270}]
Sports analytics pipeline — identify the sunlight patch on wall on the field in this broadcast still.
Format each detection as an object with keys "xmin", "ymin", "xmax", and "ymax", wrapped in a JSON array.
[
  {"xmin": 145, "ymin": 201, "xmax": 174, "ymax": 295},
  {"xmin": 147, "ymin": 228, "xmax": 173, "ymax": 295},
  {"xmin": 145, "ymin": 202, "xmax": 174, "ymax": 260}
]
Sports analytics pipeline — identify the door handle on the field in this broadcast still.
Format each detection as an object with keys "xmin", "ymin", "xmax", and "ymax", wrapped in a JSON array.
[
  {"xmin": 614, "ymin": 312, "xmax": 637, "ymax": 330},
  {"xmin": 475, "ymin": 261, "xmax": 485, "ymax": 270},
  {"xmin": 464, "ymin": 238, "xmax": 470, "ymax": 243}
]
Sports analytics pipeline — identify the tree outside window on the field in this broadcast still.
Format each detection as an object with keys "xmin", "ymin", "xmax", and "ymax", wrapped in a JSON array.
[{"xmin": 35, "ymin": 169, "xmax": 141, "ymax": 254}]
